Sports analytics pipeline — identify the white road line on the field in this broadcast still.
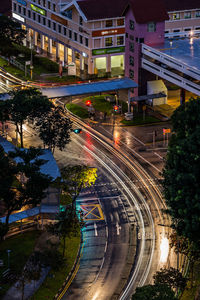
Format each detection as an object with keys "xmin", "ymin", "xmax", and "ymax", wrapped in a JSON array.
[
  {"xmin": 94, "ymin": 222, "xmax": 98, "ymax": 236},
  {"xmin": 104, "ymin": 241, "xmax": 108, "ymax": 253},
  {"xmin": 116, "ymin": 222, "xmax": 122, "ymax": 235}
]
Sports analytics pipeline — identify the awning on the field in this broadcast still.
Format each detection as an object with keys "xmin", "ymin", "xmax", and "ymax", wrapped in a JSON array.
[{"xmin": 131, "ymin": 92, "xmax": 166, "ymax": 102}]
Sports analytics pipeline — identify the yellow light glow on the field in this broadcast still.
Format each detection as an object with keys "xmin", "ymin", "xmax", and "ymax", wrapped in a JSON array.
[{"xmin": 160, "ymin": 236, "xmax": 169, "ymax": 263}]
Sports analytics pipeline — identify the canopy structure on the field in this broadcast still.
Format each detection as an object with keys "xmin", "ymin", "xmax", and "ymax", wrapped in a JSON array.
[{"xmin": 41, "ymin": 77, "xmax": 137, "ymax": 99}]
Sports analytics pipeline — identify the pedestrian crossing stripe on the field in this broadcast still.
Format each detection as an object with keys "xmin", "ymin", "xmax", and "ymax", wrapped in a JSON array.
[{"xmin": 80, "ymin": 204, "xmax": 104, "ymax": 221}]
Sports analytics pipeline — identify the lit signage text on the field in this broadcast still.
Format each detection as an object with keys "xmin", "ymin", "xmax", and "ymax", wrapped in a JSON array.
[
  {"xmin": 12, "ymin": 13, "xmax": 25, "ymax": 22},
  {"xmin": 30, "ymin": 4, "xmax": 46, "ymax": 16}
]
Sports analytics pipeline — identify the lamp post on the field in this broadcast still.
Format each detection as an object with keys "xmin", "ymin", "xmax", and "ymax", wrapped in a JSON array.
[
  {"xmin": 7, "ymin": 249, "xmax": 11, "ymax": 269},
  {"xmin": 30, "ymin": 36, "xmax": 33, "ymax": 80}
]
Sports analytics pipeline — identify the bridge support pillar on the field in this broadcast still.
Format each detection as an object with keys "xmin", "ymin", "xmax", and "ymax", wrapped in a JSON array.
[
  {"xmin": 128, "ymin": 89, "xmax": 131, "ymax": 113},
  {"xmin": 180, "ymin": 88, "xmax": 185, "ymax": 105}
]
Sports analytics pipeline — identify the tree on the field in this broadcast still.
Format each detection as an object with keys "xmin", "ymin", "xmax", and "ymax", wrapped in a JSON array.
[
  {"xmin": 132, "ymin": 284, "xmax": 177, "ymax": 300},
  {"xmin": 153, "ymin": 267, "xmax": 186, "ymax": 292},
  {"xmin": 0, "ymin": 100, "xmax": 10, "ymax": 134},
  {"xmin": 0, "ymin": 221, "xmax": 9, "ymax": 241},
  {"xmin": 0, "ymin": 15, "xmax": 26, "ymax": 60},
  {"xmin": 0, "ymin": 146, "xmax": 52, "ymax": 226},
  {"xmin": 9, "ymin": 88, "xmax": 52, "ymax": 147},
  {"xmin": 47, "ymin": 206, "xmax": 81, "ymax": 257},
  {"xmin": 59, "ymin": 165, "xmax": 97, "ymax": 208},
  {"xmin": 162, "ymin": 98, "xmax": 200, "ymax": 243},
  {"xmin": 35, "ymin": 105, "xmax": 72, "ymax": 153}
]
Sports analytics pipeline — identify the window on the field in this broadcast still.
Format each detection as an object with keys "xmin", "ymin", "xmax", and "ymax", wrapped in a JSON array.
[
  {"xmin": 147, "ymin": 22, "xmax": 156, "ymax": 32},
  {"xmin": 184, "ymin": 28, "xmax": 191, "ymax": 31},
  {"xmin": 130, "ymin": 35, "xmax": 134, "ymax": 40},
  {"xmin": 106, "ymin": 20, "xmax": 113, "ymax": 27},
  {"xmin": 74, "ymin": 32, "xmax": 77, "ymax": 41},
  {"xmin": 65, "ymin": 9, "xmax": 72, "ymax": 19},
  {"xmin": 58, "ymin": 24, "xmax": 61, "ymax": 33},
  {"xmin": 23, "ymin": 7, "xmax": 26, "ymax": 15},
  {"xmin": 126, "ymin": 32, "xmax": 128, "ymax": 38},
  {"xmin": 38, "ymin": 0, "xmax": 41, "ymax": 5},
  {"xmin": 63, "ymin": 27, "xmax": 67, "ymax": 36},
  {"xmin": 129, "ymin": 41, "xmax": 134, "ymax": 52},
  {"xmin": 79, "ymin": 16, "xmax": 83, "ymax": 26},
  {"xmin": 129, "ymin": 20, "xmax": 134, "ymax": 30},
  {"xmin": 105, "ymin": 37, "xmax": 113, "ymax": 46},
  {"xmin": 139, "ymin": 38, "xmax": 144, "ymax": 43},
  {"xmin": 117, "ymin": 19, "xmax": 124, "ymax": 26},
  {"xmin": 117, "ymin": 36, "xmax": 124, "ymax": 45},
  {"xmin": 48, "ymin": 1, "xmax": 50, "ymax": 9},
  {"xmin": 38, "ymin": 15, "xmax": 41, "ymax": 23},
  {"xmin": 43, "ymin": 0, "xmax": 46, "ymax": 7},
  {"xmin": 85, "ymin": 37, "xmax": 88, "ymax": 47},
  {"xmin": 53, "ymin": 22, "xmax": 56, "ymax": 31},
  {"xmin": 196, "ymin": 11, "xmax": 200, "ymax": 18},
  {"xmin": 18, "ymin": 5, "xmax": 21, "ymax": 14},
  {"xmin": 43, "ymin": 17, "xmax": 46, "ymax": 25},
  {"xmin": 33, "ymin": 12, "xmax": 36, "ymax": 20},
  {"xmin": 173, "ymin": 29, "xmax": 180, "ymax": 32},
  {"xmin": 129, "ymin": 56, "xmax": 134, "ymax": 66},
  {"xmin": 48, "ymin": 19, "xmax": 51, "ymax": 28},
  {"xmin": 80, "ymin": 35, "xmax": 83, "ymax": 44},
  {"xmin": 129, "ymin": 69, "xmax": 134, "ymax": 79},
  {"xmin": 13, "ymin": 3, "xmax": 16, "ymax": 11},
  {"xmin": 28, "ymin": 10, "xmax": 31, "ymax": 18},
  {"xmin": 53, "ymin": 3, "xmax": 56, "ymax": 12},
  {"xmin": 184, "ymin": 11, "xmax": 191, "ymax": 19},
  {"xmin": 69, "ymin": 30, "xmax": 72, "ymax": 39},
  {"xmin": 172, "ymin": 13, "xmax": 180, "ymax": 20}
]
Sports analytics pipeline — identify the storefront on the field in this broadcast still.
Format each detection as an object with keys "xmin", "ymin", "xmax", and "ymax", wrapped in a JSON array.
[
  {"xmin": 111, "ymin": 54, "xmax": 124, "ymax": 77},
  {"xmin": 94, "ymin": 57, "xmax": 107, "ymax": 77}
]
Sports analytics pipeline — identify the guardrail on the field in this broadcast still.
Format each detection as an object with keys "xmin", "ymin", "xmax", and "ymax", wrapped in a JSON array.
[
  {"xmin": 142, "ymin": 43, "xmax": 200, "ymax": 81},
  {"xmin": 142, "ymin": 58, "xmax": 200, "ymax": 96}
]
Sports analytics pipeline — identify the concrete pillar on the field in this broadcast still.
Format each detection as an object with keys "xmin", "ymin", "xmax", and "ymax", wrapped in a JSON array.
[
  {"xmin": 33, "ymin": 31, "xmax": 38, "ymax": 47},
  {"xmin": 180, "ymin": 88, "xmax": 185, "ymax": 105},
  {"xmin": 41, "ymin": 35, "xmax": 45, "ymax": 52},
  {"xmin": 56, "ymin": 42, "xmax": 60, "ymax": 61},
  {"xmin": 106, "ymin": 55, "xmax": 111, "ymax": 73},
  {"xmin": 72, "ymin": 49, "xmax": 75, "ymax": 62},
  {"xmin": 48, "ymin": 38, "xmax": 52, "ymax": 54},
  {"xmin": 64, "ymin": 46, "xmax": 68, "ymax": 64},
  {"xmin": 80, "ymin": 56, "xmax": 84, "ymax": 71}
]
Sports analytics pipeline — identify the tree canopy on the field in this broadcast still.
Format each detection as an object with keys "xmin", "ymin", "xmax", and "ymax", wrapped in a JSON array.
[
  {"xmin": 162, "ymin": 97, "xmax": 200, "ymax": 243},
  {"xmin": 153, "ymin": 267, "xmax": 186, "ymax": 292},
  {"xmin": 132, "ymin": 284, "xmax": 177, "ymax": 300}
]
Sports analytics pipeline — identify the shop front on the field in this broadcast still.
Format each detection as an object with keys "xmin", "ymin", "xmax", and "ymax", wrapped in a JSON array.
[{"xmin": 111, "ymin": 54, "xmax": 124, "ymax": 77}]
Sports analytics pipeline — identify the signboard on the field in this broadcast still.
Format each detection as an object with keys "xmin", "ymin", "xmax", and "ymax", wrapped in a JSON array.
[
  {"xmin": 25, "ymin": 60, "xmax": 31, "ymax": 65},
  {"xmin": 30, "ymin": 4, "xmax": 46, "ymax": 16},
  {"xmin": 163, "ymin": 128, "xmax": 171, "ymax": 135},
  {"xmin": 92, "ymin": 46, "xmax": 125, "ymax": 56},
  {"xmin": 68, "ymin": 63, "xmax": 76, "ymax": 76},
  {"xmin": 16, "ymin": 0, "xmax": 27, "ymax": 6},
  {"xmin": 92, "ymin": 27, "xmax": 125, "ymax": 37},
  {"xmin": 12, "ymin": 13, "xmax": 25, "ymax": 22},
  {"xmin": 51, "ymin": 13, "xmax": 68, "ymax": 26}
]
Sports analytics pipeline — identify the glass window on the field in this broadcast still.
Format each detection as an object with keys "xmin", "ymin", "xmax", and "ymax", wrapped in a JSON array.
[
  {"xmin": 53, "ymin": 3, "xmax": 56, "ymax": 12},
  {"xmin": 28, "ymin": 10, "xmax": 31, "ymax": 18},
  {"xmin": 53, "ymin": 22, "xmax": 56, "ymax": 31},
  {"xmin": 74, "ymin": 32, "xmax": 77, "ymax": 41},
  {"xmin": 117, "ymin": 19, "xmax": 124, "ymax": 26},
  {"xmin": 48, "ymin": 1, "xmax": 50, "ymax": 9},
  {"xmin": 43, "ymin": 0, "xmax": 46, "ymax": 7},
  {"xmin": 58, "ymin": 24, "xmax": 61, "ymax": 33},
  {"xmin": 129, "ymin": 56, "xmax": 134, "ymax": 66},
  {"xmin": 38, "ymin": 0, "xmax": 41, "ymax": 5},
  {"xmin": 147, "ymin": 22, "xmax": 156, "ymax": 32},
  {"xmin": 14, "ymin": 3, "xmax": 17, "ymax": 11},
  {"xmin": 117, "ymin": 36, "xmax": 124, "ymax": 45},
  {"xmin": 105, "ymin": 37, "xmax": 113, "ymax": 47},
  {"xmin": 33, "ymin": 12, "xmax": 36, "ymax": 20},
  {"xmin": 65, "ymin": 9, "xmax": 72, "ymax": 19},
  {"xmin": 79, "ymin": 16, "xmax": 83, "ymax": 26},
  {"xmin": 106, "ymin": 20, "xmax": 113, "ymax": 27},
  {"xmin": 85, "ymin": 38, "xmax": 88, "ymax": 47},
  {"xmin": 172, "ymin": 13, "xmax": 180, "ymax": 20},
  {"xmin": 129, "ymin": 20, "xmax": 134, "ymax": 30},
  {"xmin": 129, "ymin": 41, "xmax": 134, "ymax": 52},
  {"xmin": 63, "ymin": 27, "xmax": 67, "ymax": 36},
  {"xmin": 38, "ymin": 15, "xmax": 41, "ymax": 23},
  {"xmin": 196, "ymin": 11, "xmax": 200, "ymax": 18},
  {"xmin": 18, "ymin": 5, "xmax": 21, "ymax": 14},
  {"xmin": 48, "ymin": 19, "xmax": 51, "ymax": 28},
  {"xmin": 184, "ymin": 11, "xmax": 191, "ymax": 19},
  {"xmin": 23, "ymin": 7, "xmax": 26, "ymax": 15},
  {"xmin": 69, "ymin": 30, "xmax": 72, "ymax": 39},
  {"xmin": 80, "ymin": 35, "xmax": 83, "ymax": 44},
  {"xmin": 129, "ymin": 69, "xmax": 134, "ymax": 79},
  {"xmin": 43, "ymin": 17, "xmax": 46, "ymax": 25}
]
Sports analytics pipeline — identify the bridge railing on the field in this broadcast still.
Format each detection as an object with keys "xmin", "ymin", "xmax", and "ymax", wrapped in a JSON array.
[
  {"xmin": 142, "ymin": 43, "xmax": 200, "ymax": 81},
  {"xmin": 142, "ymin": 58, "xmax": 200, "ymax": 96}
]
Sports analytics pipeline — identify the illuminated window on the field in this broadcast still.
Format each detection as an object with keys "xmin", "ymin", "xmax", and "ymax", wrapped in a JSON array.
[
  {"xmin": 117, "ymin": 36, "xmax": 124, "ymax": 45},
  {"xmin": 117, "ymin": 19, "xmax": 124, "ymax": 26},
  {"xmin": 184, "ymin": 11, "xmax": 191, "ymax": 19},
  {"xmin": 105, "ymin": 37, "xmax": 113, "ymax": 46},
  {"xmin": 173, "ymin": 13, "xmax": 180, "ymax": 20},
  {"xmin": 196, "ymin": 11, "xmax": 200, "ymax": 18},
  {"xmin": 106, "ymin": 20, "xmax": 113, "ymax": 27}
]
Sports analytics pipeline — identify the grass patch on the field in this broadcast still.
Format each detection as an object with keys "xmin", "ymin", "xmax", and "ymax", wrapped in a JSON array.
[
  {"xmin": 180, "ymin": 262, "xmax": 200, "ymax": 300},
  {"xmin": 45, "ymin": 75, "xmax": 81, "ymax": 83},
  {"xmin": 83, "ymin": 95, "xmax": 113, "ymax": 115},
  {"xmin": 32, "ymin": 235, "xmax": 81, "ymax": 300},
  {"xmin": 121, "ymin": 114, "xmax": 160, "ymax": 126},
  {"xmin": 0, "ymin": 230, "xmax": 40, "ymax": 297},
  {"xmin": 0, "ymin": 56, "xmax": 28, "ymax": 80},
  {"xmin": 66, "ymin": 103, "xmax": 89, "ymax": 119}
]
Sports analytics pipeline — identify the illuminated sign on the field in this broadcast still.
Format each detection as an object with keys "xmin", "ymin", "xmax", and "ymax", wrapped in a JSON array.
[
  {"xmin": 51, "ymin": 13, "xmax": 68, "ymax": 26},
  {"xmin": 92, "ymin": 27, "xmax": 125, "ymax": 37},
  {"xmin": 12, "ymin": 13, "xmax": 25, "ymax": 22},
  {"xmin": 92, "ymin": 46, "xmax": 125, "ymax": 56},
  {"xmin": 16, "ymin": 0, "xmax": 27, "ymax": 6},
  {"xmin": 30, "ymin": 4, "xmax": 46, "ymax": 16}
]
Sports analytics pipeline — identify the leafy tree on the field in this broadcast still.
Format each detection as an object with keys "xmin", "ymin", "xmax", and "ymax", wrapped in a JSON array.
[
  {"xmin": 0, "ymin": 100, "xmax": 10, "ymax": 134},
  {"xmin": 132, "ymin": 284, "xmax": 177, "ymax": 300},
  {"xmin": 59, "ymin": 165, "xmax": 97, "ymax": 208},
  {"xmin": 9, "ymin": 88, "xmax": 52, "ymax": 147},
  {"xmin": 35, "ymin": 105, "xmax": 72, "ymax": 153},
  {"xmin": 162, "ymin": 98, "xmax": 200, "ymax": 243},
  {"xmin": 47, "ymin": 206, "xmax": 81, "ymax": 257},
  {"xmin": 0, "ymin": 15, "xmax": 26, "ymax": 60},
  {"xmin": 153, "ymin": 267, "xmax": 186, "ymax": 292}
]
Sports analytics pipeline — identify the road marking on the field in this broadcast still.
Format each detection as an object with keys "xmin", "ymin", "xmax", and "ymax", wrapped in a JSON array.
[
  {"xmin": 80, "ymin": 204, "xmax": 104, "ymax": 221},
  {"xmin": 94, "ymin": 222, "xmax": 98, "ymax": 236},
  {"xmin": 116, "ymin": 222, "xmax": 122, "ymax": 235}
]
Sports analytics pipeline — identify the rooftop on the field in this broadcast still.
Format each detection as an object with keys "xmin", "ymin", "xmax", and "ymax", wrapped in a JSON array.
[{"xmin": 163, "ymin": 0, "xmax": 200, "ymax": 12}]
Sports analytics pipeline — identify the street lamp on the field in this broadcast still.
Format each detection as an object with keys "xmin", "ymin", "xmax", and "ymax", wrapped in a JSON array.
[
  {"xmin": 7, "ymin": 249, "xmax": 11, "ymax": 269},
  {"xmin": 30, "ymin": 36, "xmax": 34, "ymax": 80}
]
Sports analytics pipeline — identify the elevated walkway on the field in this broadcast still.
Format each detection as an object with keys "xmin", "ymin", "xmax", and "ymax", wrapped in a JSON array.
[{"xmin": 141, "ymin": 39, "xmax": 200, "ymax": 96}]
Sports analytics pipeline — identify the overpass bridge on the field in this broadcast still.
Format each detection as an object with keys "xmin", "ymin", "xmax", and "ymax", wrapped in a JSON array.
[{"xmin": 141, "ymin": 37, "xmax": 200, "ymax": 96}]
